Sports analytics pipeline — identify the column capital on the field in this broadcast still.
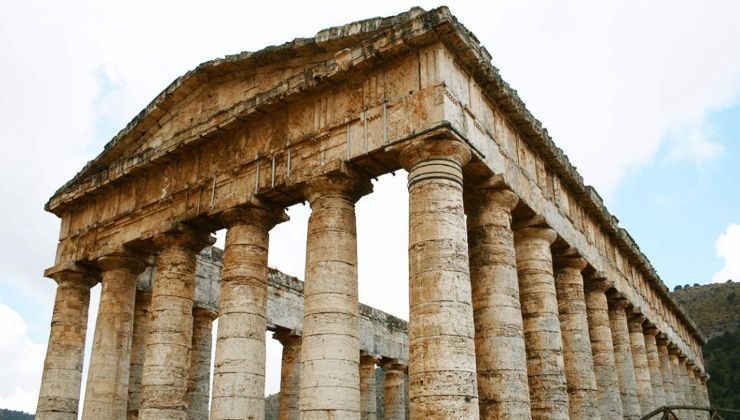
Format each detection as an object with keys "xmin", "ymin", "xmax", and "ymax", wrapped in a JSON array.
[
  {"xmin": 656, "ymin": 332, "xmax": 671, "ymax": 346},
  {"xmin": 686, "ymin": 359, "xmax": 696, "ymax": 368},
  {"xmin": 44, "ymin": 262, "xmax": 99, "ymax": 288},
  {"xmin": 554, "ymin": 253, "xmax": 588, "ymax": 272},
  {"xmin": 584, "ymin": 271, "xmax": 613, "ymax": 292},
  {"xmin": 272, "ymin": 328, "xmax": 302, "ymax": 347},
  {"xmin": 514, "ymin": 225, "xmax": 557, "ymax": 244},
  {"xmin": 667, "ymin": 343, "xmax": 682, "ymax": 356},
  {"xmin": 220, "ymin": 201, "xmax": 288, "ymax": 230},
  {"xmin": 96, "ymin": 251, "xmax": 147, "ymax": 275},
  {"xmin": 360, "ymin": 353, "xmax": 382, "ymax": 366},
  {"xmin": 303, "ymin": 162, "xmax": 372, "ymax": 204},
  {"xmin": 643, "ymin": 325, "xmax": 660, "ymax": 337},
  {"xmin": 398, "ymin": 137, "xmax": 472, "ymax": 170},
  {"xmin": 192, "ymin": 306, "xmax": 217, "ymax": 322},
  {"xmin": 153, "ymin": 223, "xmax": 214, "ymax": 252},
  {"xmin": 607, "ymin": 295, "xmax": 631, "ymax": 311},
  {"xmin": 381, "ymin": 358, "xmax": 407, "ymax": 374}
]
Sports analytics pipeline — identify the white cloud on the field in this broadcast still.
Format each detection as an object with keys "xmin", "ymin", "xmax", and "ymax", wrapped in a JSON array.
[
  {"xmin": 0, "ymin": 305, "xmax": 46, "ymax": 413},
  {"xmin": 713, "ymin": 224, "xmax": 740, "ymax": 283}
]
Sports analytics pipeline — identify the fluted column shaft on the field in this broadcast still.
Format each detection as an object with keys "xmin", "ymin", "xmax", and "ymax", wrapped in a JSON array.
[
  {"xmin": 275, "ymin": 332, "xmax": 301, "ymax": 420},
  {"xmin": 514, "ymin": 225, "xmax": 569, "ymax": 420},
  {"xmin": 553, "ymin": 254, "xmax": 600, "ymax": 419},
  {"xmin": 360, "ymin": 356, "xmax": 378, "ymax": 420},
  {"xmin": 584, "ymin": 276, "xmax": 624, "ymax": 419},
  {"xmin": 211, "ymin": 205, "xmax": 285, "ymax": 419},
  {"xmin": 186, "ymin": 308, "xmax": 216, "ymax": 420},
  {"xmin": 300, "ymin": 168, "xmax": 370, "ymax": 418},
  {"xmin": 608, "ymin": 298, "xmax": 640, "ymax": 420},
  {"xmin": 669, "ymin": 351, "xmax": 684, "ymax": 407},
  {"xmin": 643, "ymin": 328, "xmax": 666, "ymax": 408},
  {"xmin": 400, "ymin": 139, "xmax": 478, "ymax": 418},
  {"xmin": 627, "ymin": 314, "xmax": 655, "ymax": 415},
  {"xmin": 683, "ymin": 361, "xmax": 696, "ymax": 420},
  {"xmin": 139, "ymin": 225, "xmax": 212, "ymax": 420},
  {"xmin": 128, "ymin": 290, "xmax": 152, "ymax": 420},
  {"xmin": 383, "ymin": 363, "xmax": 407, "ymax": 420},
  {"xmin": 82, "ymin": 254, "xmax": 146, "ymax": 420},
  {"xmin": 36, "ymin": 268, "xmax": 97, "ymax": 420},
  {"xmin": 465, "ymin": 185, "xmax": 531, "ymax": 419},
  {"xmin": 656, "ymin": 336, "xmax": 676, "ymax": 406}
]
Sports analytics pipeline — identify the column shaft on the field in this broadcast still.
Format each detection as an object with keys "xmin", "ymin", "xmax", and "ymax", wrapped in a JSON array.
[
  {"xmin": 466, "ymin": 186, "xmax": 531, "ymax": 419},
  {"xmin": 627, "ymin": 314, "xmax": 655, "ymax": 415},
  {"xmin": 383, "ymin": 364, "xmax": 407, "ymax": 420},
  {"xmin": 643, "ymin": 328, "xmax": 666, "ymax": 408},
  {"xmin": 553, "ymin": 255, "xmax": 600, "ymax": 419},
  {"xmin": 82, "ymin": 254, "xmax": 145, "ymax": 420},
  {"xmin": 400, "ymin": 140, "xmax": 478, "ymax": 418},
  {"xmin": 515, "ymin": 225, "xmax": 569, "ymax": 420},
  {"xmin": 276, "ymin": 333, "xmax": 301, "ymax": 420},
  {"xmin": 128, "ymin": 290, "xmax": 152, "ymax": 420},
  {"xmin": 608, "ymin": 298, "xmax": 640, "ymax": 420},
  {"xmin": 669, "ymin": 352, "xmax": 684, "ymax": 408},
  {"xmin": 682, "ymin": 362, "xmax": 696, "ymax": 420},
  {"xmin": 211, "ymin": 206, "xmax": 284, "ymax": 419},
  {"xmin": 656, "ymin": 337, "xmax": 676, "ymax": 406},
  {"xmin": 186, "ymin": 308, "xmax": 215, "ymax": 420},
  {"xmin": 360, "ymin": 356, "xmax": 378, "ymax": 420},
  {"xmin": 584, "ymin": 277, "xmax": 624, "ymax": 419},
  {"xmin": 300, "ymin": 169, "xmax": 369, "ymax": 418},
  {"xmin": 139, "ymin": 226, "xmax": 211, "ymax": 420},
  {"xmin": 36, "ymin": 269, "xmax": 96, "ymax": 420}
]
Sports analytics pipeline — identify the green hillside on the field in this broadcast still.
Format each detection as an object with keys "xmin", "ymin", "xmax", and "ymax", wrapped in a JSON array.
[{"xmin": 0, "ymin": 409, "xmax": 33, "ymax": 420}]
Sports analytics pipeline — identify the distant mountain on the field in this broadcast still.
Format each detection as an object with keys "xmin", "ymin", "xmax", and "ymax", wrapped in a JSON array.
[
  {"xmin": 671, "ymin": 280, "xmax": 740, "ymax": 411},
  {"xmin": 0, "ymin": 408, "xmax": 33, "ymax": 419}
]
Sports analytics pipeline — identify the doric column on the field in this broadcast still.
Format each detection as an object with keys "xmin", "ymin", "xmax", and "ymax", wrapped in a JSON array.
[
  {"xmin": 274, "ymin": 330, "xmax": 301, "ymax": 420},
  {"xmin": 607, "ymin": 296, "xmax": 640, "ymax": 420},
  {"xmin": 684, "ymin": 361, "xmax": 696, "ymax": 420},
  {"xmin": 656, "ymin": 334, "xmax": 676, "ymax": 406},
  {"xmin": 514, "ymin": 222, "xmax": 569, "ymax": 420},
  {"xmin": 139, "ymin": 224, "xmax": 213, "ymax": 420},
  {"xmin": 82, "ymin": 253, "xmax": 146, "ymax": 420},
  {"xmin": 36, "ymin": 265, "xmax": 98, "ymax": 420},
  {"xmin": 698, "ymin": 373, "xmax": 710, "ymax": 412},
  {"xmin": 399, "ymin": 138, "xmax": 478, "ymax": 418},
  {"xmin": 128, "ymin": 289, "xmax": 152, "ymax": 420},
  {"xmin": 465, "ymin": 181, "xmax": 531, "ymax": 419},
  {"xmin": 627, "ymin": 310, "xmax": 655, "ymax": 415},
  {"xmin": 299, "ymin": 166, "xmax": 371, "ymax": 417},
  {"xmin": 360, "ymin": 355, "xmax": 379, "ymax": 420},
  {"xmin": 382, "ymin": 360, "xmax": 407, "ymax": 420},
  {"xmin": 668, "ymin": 346, "xmax": 684, "ymax": 407},
  {"xmin": 186, "ymin": 307, "xmax": 216, "ymax": 420},
  {"xmin": 553, "ymin": 251, "xmax": 600, "ymax": 419},
  {"xmin": 643, "ymin": 325, "xmax": 666, "ymax": 408},
  {"xmin": 211, "ymin": 204, "xmax": 286, "ymax": 419},
  {"xmin": 584, "ymin": 274, "xmax": 624, "ymax": 419}
]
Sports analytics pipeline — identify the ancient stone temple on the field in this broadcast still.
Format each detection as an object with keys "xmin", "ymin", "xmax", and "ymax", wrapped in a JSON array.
[{"xmin": 38, "ymin": 6, "xmax": 710, "ymax": 420}]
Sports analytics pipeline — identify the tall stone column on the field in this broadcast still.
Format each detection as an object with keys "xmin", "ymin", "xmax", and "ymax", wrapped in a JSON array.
[
  {"xmin": 274, "ymin": 331, "xmax": 301, "ymax": 420},
  {"xmin": 514, "ymin": 223, "xmax": 568, "ymax": 420},
  {"xmin": 360, "ymin": 355, "xmax": 379, "ymax": 420},
  {"xmin": 382, "ymin": 360, "xmax": 407, "ymax": 420},
  {"xmin": 656, "ymin": 334, "xmax": 676, "ymax": 406},
  {"xmin": 584, "ymin": 274, "xmax": 624, "ymax": 419},
  {"xmin": 698, "ymin": 373, "xmax": 710, "ymax": 411},
  {"xmin": 553, "ymin": 252, "xmax": 600, "ymax": 420},
  {"xmin": 607, "ymin": 296, "xmax": 640, "ymax": 420},
  {"xmin": 186, "ymin": 307, "xmax": 216, "ymax": 420},
  {"xmin": 211, "ymin": 204, "xmax": 286, "ymax": 419},
  {"xmin": 683, "ymin": 361, "xmax": 696, "ymax": 420},
  {"xmin": 37, "ymin": 266, "xmax": 98, "ymax": 420},
  {"xmin": 300, "ymin": 166, "xmax": 371, "ymax": 418},
  {"xmin": 627, "ymin": 311, "xmax": 655, "ymax": 415},
  {"xmin": 399, "ymin": 138, "xmax": 478, "ymax": 418},
  {"xmin": 139, "ymin": 224, "xmax": 213, "ymax": 420},
  {"xmin": 128, "ymin": 289, "xmax": 152, "ymax": 420},
  {"xmin": 465, "ymin": 182, "xmax": 531, "ymax": 419},
  {"xmin": 82, "ymin": 253, "xmax": 146, "ymax": 420},
  {"xmin": 668, "ymin": 347, "xmax": 684, "ymax": 407},
  {"xmin": 643, "ymin": 326, "xmax": 666, "ymax": 408}
]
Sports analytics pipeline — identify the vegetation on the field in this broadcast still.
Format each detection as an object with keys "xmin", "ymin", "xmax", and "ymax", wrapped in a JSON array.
[
  {"xmin": 0, "ymin": 409, "xmax": 33, "ymax": 420},
  {"xmin": 703, "ymin": 328, "xmax": 740, "ymax": 411}
]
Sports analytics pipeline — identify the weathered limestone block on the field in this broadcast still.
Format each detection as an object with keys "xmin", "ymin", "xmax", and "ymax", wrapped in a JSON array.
[
  {"xmin": 360, "ymin": 355, "xmax": 379, "ymax": 420},
  {"xmin": 299, "ymin": 167, "xmax": 371, "ymax": 418},
  {"xmin": 514, "ymin": 224, "xmax": 569, "ymax": 420},
  {"xmin": 584, "ymin": 274, "xmax": 624, "ymax": 419},
  {"xmin": 627, "ymin": 311, "xmax": 655, "ymax": 415},
  {"xmin": 643, "ymin": 326, "xmax": 666, "ymax": 408},
  {"xmin": 382, "ymin": 361, "xmax": 407, "ymax": 420},
  {"xmin": 82, "ymin": 253, "xmax": 146, "ymax": 420},
  {"xmin": 274, "ymin": 330, "xmax": 301, "ymax": 420},
  {"xmin": 139, "ymin": 225, "xmax": 213, "ymax": 420},
  {"xmin": 400, "ymin": 138, "xmax": 479, "ymax": 418},
  {"xmin": 186, "ymin": 308, "xmax": 216, "ymax": 420},
  {"xmin": 607, "ymin": 297, "xmax": 640, "ymax": 420},
  {"xmin": 211, "ymin": 205, "xmax": 286, "ymax": 419},
  {"xmin": 128, "ymin": 290, "xmax": 151, "ymax": 420},
  {"xmin": 37, "ymin": 267, "xmax": 97, "ymax": 420},
  {"xmin": 656, "ymin": 334, "xmax": 676, "ymax": 406},
  {"xmin": 465, "ymin": 184, "xmax": 531, "ymax": 419},
  {"xmin": 553, "ymin": 253, "xmax": 600, "ymax": 420}
]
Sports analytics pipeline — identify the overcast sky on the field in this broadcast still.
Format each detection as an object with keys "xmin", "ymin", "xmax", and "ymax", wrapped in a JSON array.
[{"xmin": 1, "ymin": 0, "xmax": 739, "ymax": 414}]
